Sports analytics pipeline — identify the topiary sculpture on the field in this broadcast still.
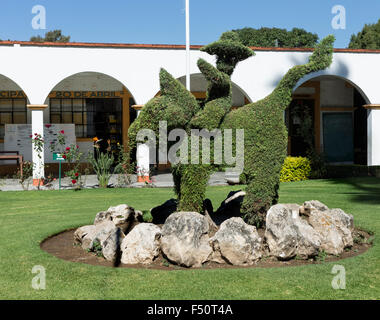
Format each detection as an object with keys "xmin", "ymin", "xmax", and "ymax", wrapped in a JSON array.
[
  {"xmin": 222, "ymin": 34, "xmax": 335, "ymax": 226},
  {"xmin": 129, "ymin": 31, "xmax": 335, "ymax": 225}
]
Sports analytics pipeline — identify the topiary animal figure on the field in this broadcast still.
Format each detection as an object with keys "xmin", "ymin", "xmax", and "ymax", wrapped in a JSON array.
[
  {"xmin": 129, "ymin": 32, "xmax": 253, "ymax": 213},
  {"xmin": 222, "ymin": 34, "xmax": 335, "ymax": 226},
  {"xmin": 129, "ymin": 32, "xmax": 335, "ymax": 224}
]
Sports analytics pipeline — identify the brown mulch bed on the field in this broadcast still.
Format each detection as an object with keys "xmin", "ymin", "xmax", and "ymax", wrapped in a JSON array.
[{"xmin": 40, "ymin": 227, "xmax": 373, "ymax": 271}]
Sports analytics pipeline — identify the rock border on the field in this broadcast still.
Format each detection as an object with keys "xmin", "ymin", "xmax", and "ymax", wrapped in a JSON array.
[{"xmin": 63, "ymin": 197, "xmax": 375, "ymax": 268}]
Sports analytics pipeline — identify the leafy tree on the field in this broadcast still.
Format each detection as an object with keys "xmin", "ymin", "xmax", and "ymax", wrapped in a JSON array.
[
  {"xmin": 232, "ymin": 27, "xmax": 319, "ymax": 48},
  {"xmin": 348, "ymin": 19, "xmax": 380, "ymax": 49},
  {"xmin": 30, "ymin": 30, "xmax": 70, "ymax": 43}
]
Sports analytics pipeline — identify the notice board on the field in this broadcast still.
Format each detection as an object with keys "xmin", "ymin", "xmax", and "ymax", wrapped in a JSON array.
[{"xmin": 4, "ymin": 124, "xmax": 76, "ymax": 163}]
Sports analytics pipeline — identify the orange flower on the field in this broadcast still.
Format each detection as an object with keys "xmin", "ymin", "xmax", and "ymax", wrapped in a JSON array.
[{"xmin": 93, "ymin": 137, "xmax": 99, "ymax": 142}]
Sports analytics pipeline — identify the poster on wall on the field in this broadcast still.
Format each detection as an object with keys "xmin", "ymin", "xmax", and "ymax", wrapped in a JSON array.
[{"xmin": 4, "ymin": 124, "xmax": 76, "ymax": 163}]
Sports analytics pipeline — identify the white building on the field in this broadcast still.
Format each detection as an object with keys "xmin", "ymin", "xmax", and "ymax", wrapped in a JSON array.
[{"xmin": 0, "ymin": 40, "xmax": 379, "ymax": 183}]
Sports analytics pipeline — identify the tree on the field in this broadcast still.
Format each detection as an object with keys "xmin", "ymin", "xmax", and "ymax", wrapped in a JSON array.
[
  {"xmin": 232, "ymin": 27, "xmax": 319, "ymax": 48},
  {"xmin": 348, "ymin": 19, "xmax": 380, "ymax": 49},
  {"xmin": 30, "ymin": 30, "xmax": 70, "ymax": 43}
]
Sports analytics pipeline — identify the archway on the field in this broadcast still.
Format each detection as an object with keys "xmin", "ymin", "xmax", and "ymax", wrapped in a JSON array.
[
  {"xmin": 0, "ymin": 74, "xmax": 30, "ymax": 176},
  {"xmin": 44, "ymin": 72, "xmax": 136, "ymax": 156},
  {"xmin": 287, "ymin": 75, "xmax": 369, "ymax": 164}
]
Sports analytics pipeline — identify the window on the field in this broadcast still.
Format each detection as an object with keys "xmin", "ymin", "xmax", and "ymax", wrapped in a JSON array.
[
  {"xmin": 0, "ymin": 98, "xmax": 27, "ymax": 139},
  {"xmin": 50, "ymin": 98, "xmax": 88, "ymax": 138},
  {"xmin": 49, "ymin": 98, "xmax": 122, "ymax": 141}
]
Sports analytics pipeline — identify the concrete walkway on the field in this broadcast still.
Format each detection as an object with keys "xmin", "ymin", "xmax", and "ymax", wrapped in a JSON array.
[{"xmin": 0, "ymin": 172, "xmax": 240, "ymax": 191}]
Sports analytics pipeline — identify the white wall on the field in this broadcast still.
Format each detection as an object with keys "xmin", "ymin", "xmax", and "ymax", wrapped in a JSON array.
[
  {"xmin": 51, "ymin": 72, "xmax": 124, "ymax": 92},
  {"xmin": 368, "ymin": 109, "xmax": 380, "ymax": 166},
  {"xmin": 0, "ymin": 44, "xmax": 379, "ymax": 107},
  {"xmin": 1, "ymin": 43, "xmax": 380, "ymax": 166}
]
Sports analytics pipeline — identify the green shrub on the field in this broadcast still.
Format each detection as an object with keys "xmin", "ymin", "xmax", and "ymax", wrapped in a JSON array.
[
  {"xmin": 280, "ymin": 157, "xmax": 312, "ymax": 182},
  {"xmin": 87, "ymin": 142, "xmax": 115, "ymax": 188}
]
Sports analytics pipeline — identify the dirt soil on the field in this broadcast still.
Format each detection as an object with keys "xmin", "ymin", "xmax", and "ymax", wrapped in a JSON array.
[{"xmin": 40, "ymin": 227, "xmax": 373, "ymax": 270}]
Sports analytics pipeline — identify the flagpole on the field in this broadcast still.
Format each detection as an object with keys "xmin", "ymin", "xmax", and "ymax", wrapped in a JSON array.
[{"xmin": 185, "ymin": 0, "xmax": 190, "ymax": 91}]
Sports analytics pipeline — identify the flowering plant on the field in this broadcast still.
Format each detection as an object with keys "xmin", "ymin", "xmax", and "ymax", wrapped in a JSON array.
[
  {"xmin": 31, "ymin": 133, "xmax": 44, "ymax": 159},
  {"xmin": 50, "ymin": 131, "xmax": 83, "ymax": 188}
]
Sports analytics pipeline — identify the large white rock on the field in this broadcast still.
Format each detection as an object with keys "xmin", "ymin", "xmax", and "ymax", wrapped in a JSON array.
[
  {"xmin": 209, "ymin": 217, "xmax": 262, "ymax": 265},
  {"xmin": 121, "ymin": 223, "xmax": 161, "ymax": 265},
  {"xmin": 308, "ymin": 209, "xmax": 353, "ymax": 255},
  {"xmin": 74, "ymin": 225, "xmax": 96, "ymax": 249},
  {"xmin": 75, "ymin": 221, "xmax": 124, "ymax": 262},
  {"xmin": 160, "ymin": 212, "xmax": 213, "ymax": 267},
  {"xmin": 300, "ymin": 200, "xmax": 329, "ymax": 217},
  {"xmin": 293, "ymin": 215, "xmax": 322, "ymax": 258},
  {"xmin": 94, "ymin": 204, "xmax": 142, "ymax": 233},
  {"xmin": 265, "ymin": 204, "xmax": 321, "ymax": 259},
  {"xmin": 265, "ymin": 204, "xmax": 299, "ymax": 259},
  {"xmin": 91, "ymin": 221, "xmax": 124, "ymax": 262},
  {"xmin": 329, "ymin": 208, "xmax": 354, "ymax": 231}
]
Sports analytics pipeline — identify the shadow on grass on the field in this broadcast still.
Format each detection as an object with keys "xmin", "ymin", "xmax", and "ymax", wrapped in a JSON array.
[{"xmin": 328, "ymin": 177, "xmax": 380, "ymax": 205}]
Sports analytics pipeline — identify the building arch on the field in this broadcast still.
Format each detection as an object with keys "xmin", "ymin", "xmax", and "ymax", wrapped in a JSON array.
[
  {"xmin": 0, "ymin": 74, "xmax": 32, "ymax": 174},
  {"xmin": 288, "ymin": 75, "xmax": 369, "ymax": 165},
  {"xmin": 43, "ymin": 71, "xmax": 137, "ymax": 153},
  {"xmin": 295, "ymin": 73, "xmax": 371, "ymax": 105},
  {"xmin": 0, "ymin": 74, "xmax": 31, "ymax": 137}
]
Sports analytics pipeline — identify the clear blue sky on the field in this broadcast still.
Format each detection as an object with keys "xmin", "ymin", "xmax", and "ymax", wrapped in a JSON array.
[{"xmin": 0, "ymin": 0, "xmax": 379, "ymax": 48}]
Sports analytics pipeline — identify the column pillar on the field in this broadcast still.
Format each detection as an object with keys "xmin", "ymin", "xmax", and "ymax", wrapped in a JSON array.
[
  {"xmin": 27, "ymin": 104, "xmax": 48, "ymax": 186},
  {"xmin": 122, "ymin": 87, "xmax": 131, "ymax": 151},
  {"xmin": 136, "ymin": 143, "xmax": 150, "ymax": 183},
  {"xmin": 132, "ymin": 105, "xmax": 150, "ymax": 182},
  {"xmin": 365, "ymin": 105, "xmax": 380, "ymax": 166}
]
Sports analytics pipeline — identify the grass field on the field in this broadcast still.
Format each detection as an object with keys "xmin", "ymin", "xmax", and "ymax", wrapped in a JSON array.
[{"xmin": 0, "ymin": 177, "xmax": 379, "ymax": 300}]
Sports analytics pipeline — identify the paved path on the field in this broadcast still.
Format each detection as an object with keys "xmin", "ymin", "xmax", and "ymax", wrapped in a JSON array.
[{"xmin": 0, "ymin": 172, "xmax": 240, "ymax": 191}]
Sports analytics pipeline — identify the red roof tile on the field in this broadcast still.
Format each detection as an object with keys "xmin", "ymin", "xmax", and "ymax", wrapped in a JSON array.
[{"xmin": 1, "ymin": 40, "xmax": 380, "ymax": 53}]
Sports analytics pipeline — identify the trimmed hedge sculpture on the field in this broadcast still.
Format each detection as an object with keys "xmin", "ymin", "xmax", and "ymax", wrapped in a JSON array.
[
  {"xmin": 222, "ymin": 35, "xmax": 335, "ymax": 225},
  {"xmin": 129, "ymin": 31, "xmax": 335, "ymax": 225}
]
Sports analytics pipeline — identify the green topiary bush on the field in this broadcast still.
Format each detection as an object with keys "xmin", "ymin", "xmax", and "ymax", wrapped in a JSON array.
[
  {"xmin": 221, "ymin": 34, "xmax": 335, "ymax": 226},
  {"xmin": 129, "ymin": 31, "xmax": 254, "ymax": 213},
  {"xmin": 129, "ymin": 31, "xmax": 335, "ymax": 225},
  {"xmin": 280, "ymin": 157, "xmax": 312, "ymax": 182}
]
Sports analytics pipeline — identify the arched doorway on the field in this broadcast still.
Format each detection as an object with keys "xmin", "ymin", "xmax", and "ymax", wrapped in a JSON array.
[
  {"xmin": 287, "ymin": 75, "xmax": 369, "ymax": 164},
  {"xmin": 45, "ymin": 72, "xmax": 136, "ymax": 155},
  {"xmin": 0, "ymin": 74, "xmax": 30, "ymax": 176}
]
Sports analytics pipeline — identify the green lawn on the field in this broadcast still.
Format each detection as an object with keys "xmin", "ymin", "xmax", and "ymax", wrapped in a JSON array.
[{"xmin": 0, "ymin": 177, "xmax": 379, "ymax": 300}]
